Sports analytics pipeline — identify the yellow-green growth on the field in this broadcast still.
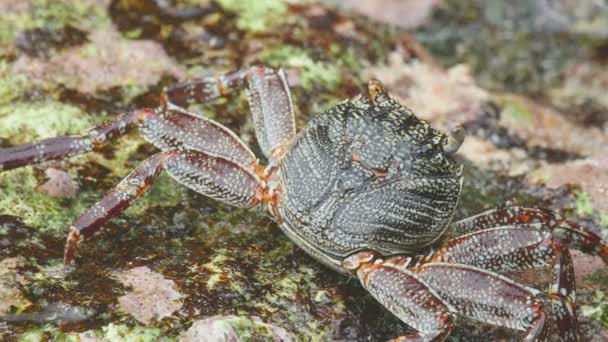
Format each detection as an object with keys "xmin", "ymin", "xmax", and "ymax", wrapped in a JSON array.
[
  {"xmin": 501, "ymin": 99, "xmax": 533, "ymax": 124},
  {"xmin": 575, "ymin": 191, "xmax": 594, "ymax": 216},
  {"xmin": 18, "ymin": 324, "xmax": 79, "ymax": 342},
  {"xmin": 0, "ymin": 101, "xmax": 97, "ymax": 145},
  {"xmin": 259, "ymin": 45, "xmax": 339, "ymax": 90},
  {"xmin": 101, "ymin": 323, "xmax": 167, "ymax": 342},
  {"xmin": 0, "ymin": 0, "xmax": 109, "ymax": 47},
  {"xmin": 0, "ymin": 61, "xmax": 27, "ymax": 107},
  {"xmin": 581, "ymin": 290, "xmax": 608, "ymax": 328},
  {"xmin": 0, "ymin": 168, "xmax": 98, "ymax": 235},
  {"xmin": 215, "ymin": 0, "xmax": 289, "ymax": 32}
]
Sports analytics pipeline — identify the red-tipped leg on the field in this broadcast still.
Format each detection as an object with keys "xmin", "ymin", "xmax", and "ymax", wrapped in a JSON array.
[
  {"xmin": 64, "ymin": 152, "xmax": 169, "ymax": 264},
  {"xmin": 412, "ymin": 263, "xmax": 549, "ymax": 341},
  {"xmin": 0, "ymin": 109, "xmax": 152, "ymax": 172},
  {"xmin": 431, "ymin": 227, "xmax": 579, "ymax": 341},
  {"xmin": 64, "ymin": 149, "xmax": 266, "ymax": 264},
  {"xmin": 449, "ymin": 206, "xmax": 608, "ymax": 264}
]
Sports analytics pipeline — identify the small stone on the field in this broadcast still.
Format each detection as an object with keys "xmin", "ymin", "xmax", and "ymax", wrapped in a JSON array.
[
  {"xmin": 116, "ymin": 266, "xmax": 183, "ymax": 324},
  {"xmin": 37, "ymin": 168, "xmax": 78, "ymax": 198},
  {"xmin": 179, "ymin": 315, "xmax": 294, "ymax": 342}
]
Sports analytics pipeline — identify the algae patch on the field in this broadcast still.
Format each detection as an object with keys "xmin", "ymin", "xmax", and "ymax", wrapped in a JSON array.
[
  {"xmin": 0, "ymin": 0, "xmax": 108, "ymax": 47},
  {"xmin": 215, "ymin": 0, "xmax": 289, "ymax": 32},
  {"xmin": 0, "ymin": 101, "xmax": 96, "ymax": 145},
  {"xmin": 0, "ymin": 167, "xmax": 98, "ymax": 235},
  {"xmin": 259, "ymin": 45, "xmax": 340, "ymax": 91}
]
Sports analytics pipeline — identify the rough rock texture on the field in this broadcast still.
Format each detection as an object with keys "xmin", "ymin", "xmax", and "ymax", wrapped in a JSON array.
[
  {"xmin": 116, "ymin": 266, "xmax": 183, "ymax": 324},
  {"xmin": 0, "ymin": 0, "xmax": 607, "ymax": 341}
]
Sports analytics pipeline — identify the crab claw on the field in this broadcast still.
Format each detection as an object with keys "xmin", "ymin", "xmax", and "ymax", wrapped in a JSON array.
[{"xmin": 443, "ymin": 126, "xmax": 465, "ymax": 154}]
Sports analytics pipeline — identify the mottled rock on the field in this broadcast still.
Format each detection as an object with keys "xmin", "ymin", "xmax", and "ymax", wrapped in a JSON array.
[
  {"xmin": 0, "ymin": 257, "xmax": 28, "ymax": 315},
  {"xmin": 179, "ymin": 315, "xmax": 294, "ymax": 342},
  {"xmin": 11, "ymin": 28, "xmax": 185, "ymax": 94},
  {"xmin": 333, "ymin": 0, "xmax": 442, "ymax": 28},
  {"xmin": 531, "ymin": 155, "xmax": 608, "ymax": 212},
  {"xmin": 365, "ymin": 53, "xmax": 488, "ymax": 130},
  {"xmin": 116, "ymin": 266, "xmax": 183, "ymax": 324},
  {"xmin": 37, "ymin": 168, "xmax": 78, "ymax": 198}
]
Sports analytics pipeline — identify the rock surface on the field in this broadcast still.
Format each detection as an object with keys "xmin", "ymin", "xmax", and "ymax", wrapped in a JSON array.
[{"xmin": 0, "ymin": 0, "xmax": 606, "ymax": 341}]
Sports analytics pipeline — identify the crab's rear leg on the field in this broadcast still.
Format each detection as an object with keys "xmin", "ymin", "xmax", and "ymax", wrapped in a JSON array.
[
  {"xmin": 0, "ymin": 109, "xmax": 153, "ymax": 172},
  {"xmin": 64, "ymin": 149, "xmax": 265, "ymax": 264},
  {"xmin": 344, "ymin": 252, "xmax": 549, "ymax": 341},
  {"xmin": 166, "ymin": 65, "xmax": 296, "ymax": 159},
  {"xmin": 411, "ymin": 262, "xmax": 549, "ymax": 342},
  {"xmin": 432, "ymin": 225, "xmax": 596, "ymax": 340},
  {"xmin": 448, "ymin": 207, "xmax": 608, "ymax": 263}
]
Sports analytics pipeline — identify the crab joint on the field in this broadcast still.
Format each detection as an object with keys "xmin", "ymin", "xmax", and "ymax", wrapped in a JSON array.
[
  {"xmin": 64, "ymin": 227, "xmax": 82, "ymax": 265},
  {"xmin": 343, "ymin": 250, "xmax": 379, "ymax": 270},
  {"xmin": 443, "ymin": 126, "xmax": 465, "ymax": 154}
]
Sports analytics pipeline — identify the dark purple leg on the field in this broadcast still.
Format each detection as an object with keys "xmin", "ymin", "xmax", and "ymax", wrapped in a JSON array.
[
  {"xmin": 449, "ymin": 206, "xmax": 608, "ymax": 263},
  {"xmin": 64, "ymin": 149, "xmax": 266, "ymax": 264},
  {"xmin": 165, "ymin": 66, "xmax": 296, "ymax": 159},
  {"xmin": 0, "ymin": 109, "xmax": 153, "ymax": 172},
  {"xmin": 64, "ymin": 151, "xmax": 169, "ymax": 264},
  {"xmin": 411, "ymin": 263, "xmax": 549, "ymax": 342},
  {"xmin": 351, "ymin": 259, "xmax": 454, "ymax": 341},
  {"xmin": 432, "ymin": 227, "xmax": 579, "ymax": 340}
]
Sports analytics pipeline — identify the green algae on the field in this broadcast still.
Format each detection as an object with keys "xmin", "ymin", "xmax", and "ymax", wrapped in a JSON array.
[
  {"xmin": 0, "ymin": 167, "xmax": 98, "ymax": 236},
  {"xmin": 101, "ymin": 323, "xmax": 169, "ymax": 342},
  {"xmin": 581, "ymin": 290, "xmax": 608, "ymax": 328},
  {"xmin": 259, "ymin": 45, "xmax": 340, "ymax": 91},
  {"xmin": 0, "ymin": 0, "xmax": 108, "ymax": 47},
  {"xmin": 500, "ymin": 98, "xmax": 534, "ymax": 124},
  {"xmin": 216, "ymin": 316, "xmax": 287, "ymax": 340},
  {"xmin": 575, "ymin": 191, "xmax": 594, "ymax": 216},
  {"xmin": 0, "ymin": 61, "xmax": 27, "ymax": 107},
  {"xmin": 0, "ymin": 101, "xmax": 97, "ymax": 145},
  {"xmin": 215, "ymin": 0, "xmax": 289, "ymax": 32}
]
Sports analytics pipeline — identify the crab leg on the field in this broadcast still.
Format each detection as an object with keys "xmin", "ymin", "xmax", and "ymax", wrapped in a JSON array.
[
  {"xmin": 64, "ymin": 149, "xmax": 265, "ymax": 264},
  {"xmin": 166, "ymin": 66, "xmax": 296, "ymax": 159},
  {"xmin": 448, "ymin": 207, "xmax": 608, "ymax": 263},
  {"xmin": 0, "ymin": 109, "xmax": 154, "ymax": 172},
  {"xmin": 411, "ymin": 263, "xmax": 549, "ymax": 341},
  {"xmin": 344, "ymin": 252, "xmax": 454, "ymax": 341},
  {"xmin": 345, "ymin": 252, "xmax": 549, "ymax": 341},
  {"xmin": 139, "ymin": 103, "xmax": 257, "ymax": 166},
  {"xmin": 430, "ymin": 227, "xmax": 579, "ymax": 340}
]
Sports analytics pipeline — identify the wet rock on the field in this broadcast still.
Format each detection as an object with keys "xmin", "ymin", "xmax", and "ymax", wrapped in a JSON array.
[
  {"xmin": 1, "ymin": 303, "xmax": 93, "ymax": 324},
  {"xmin": 116, "ymin": 266, "xmax": 183, "ymax": 324},
  {"xmin": 179, "ymin": 315, "xmax": 294, "ymax": 342},
  {"xmin": 0, "ymin": 257, "xmax": 29, "ymax": 315},
  {"xmin": 364, "ymin": 52, "xmax": 488, "ymax": 129},
  {"xmin": 331, "ymin": 0, "xmax": 442, "ymax": 29},
  {"xmin": 497, "ymin": 94, "xmax": 608, "ymax": 158},
  {"xmin": 11, "ymin": 28, "xmax": 185, "ymax": 95},
  {"xmin": 37, "ymin": 168, "xmax": 78, "ymax": 199},
  {"xmin": 531, "ymin": 155, "xmax": 608, "ymax": 212},
  {"xmin": 550, "ymin": 61, "xmax": 608, "ymax": 126}
]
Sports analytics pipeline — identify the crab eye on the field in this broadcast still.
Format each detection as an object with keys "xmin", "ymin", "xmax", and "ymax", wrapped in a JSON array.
[{"xmin": 443, "ymin": 126, "xmax": 465, "ymax": 154}]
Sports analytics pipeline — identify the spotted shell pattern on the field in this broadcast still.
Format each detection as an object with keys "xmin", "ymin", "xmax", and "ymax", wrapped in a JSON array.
[{"xmin": 276, "ymin": 90, "xmax": 464, "ymax": 269}]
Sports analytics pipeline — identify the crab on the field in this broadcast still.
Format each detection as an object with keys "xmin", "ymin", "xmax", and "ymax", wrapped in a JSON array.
[{"xmin": 1, "ymin": 65, "xmax": 607, "ymax": 341}]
